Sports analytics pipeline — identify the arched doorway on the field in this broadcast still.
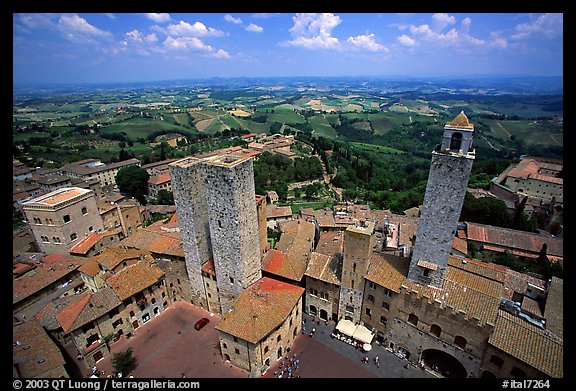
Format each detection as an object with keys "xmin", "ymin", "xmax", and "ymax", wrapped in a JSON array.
[
  {"xmin": 421, "ymin": 348, "xmax": 467, "ymax": 378},
  {"xmin": 319, "ymin": 309, "xmax": 328, "ymax": 321}
]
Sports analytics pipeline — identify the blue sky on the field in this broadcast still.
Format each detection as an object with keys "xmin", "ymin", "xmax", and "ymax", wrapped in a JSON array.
[{"xmin": 13, "ymin": 13, "xmax": 563, "ymax": 85}]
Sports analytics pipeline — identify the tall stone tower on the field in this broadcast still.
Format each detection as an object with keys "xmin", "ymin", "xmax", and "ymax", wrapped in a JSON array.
[
  {"xmin": 408, "ymin": 111, "xmax": 475, "ymax": 288},
  {"xmin": 201, "ymin": 155, "xmax": 262, "ymax": 314},
  {"xmin": 338, "ymin": 220, "xmax": 376, "ymax": 323},
  {"xmin": 169, "ymin": 157, "xmax": 213, "ymax": 309}
]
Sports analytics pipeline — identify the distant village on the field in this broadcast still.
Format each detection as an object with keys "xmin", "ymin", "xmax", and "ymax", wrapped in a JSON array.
[{"xmin": 13, "ymin": 117, "xmax": 563, "ymax": 379}]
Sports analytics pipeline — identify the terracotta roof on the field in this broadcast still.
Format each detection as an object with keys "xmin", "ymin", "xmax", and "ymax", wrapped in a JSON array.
[
  {"xmin": 216, "ymin": 277, "xmax": 304, "ymax": 344},
  {"xmin": 466, "ymin": 222, "xmax": 563, "ymax": 258},
  {"xmin": 543, "ymin": 276, "xmax": 563, "ymax": 340},
  {"xmin": 447, "ymin": 256, "xmax": 507, "ymax": 284},
  {"xmin": 201, "ymin": 258, "xmax": 216, "ymax": 276},
  {"xmin": 417, "ymin": 260, "xmax": 440, "ymax": 271},
  {"xmin": 13, "ymin": 257, "xmax": 82, "ymax": 304},
  {"xmin": 314, "ymin": 230, "xmax": 344, "ymax": 258},
  {"xmin": 314, "ymin": 208, "xmax": 336, "ymax": 227},
  {"xmin": 13, "ymin": 320, "xmax": 67, "ymax": 378},
  {"xmin": 305, "ymin": 252, "xmax": 342, "ymax": 284},
  {"xmin": 69, "ymin": 233, "xmax": 104, "ymax": 255},
  {"xmin": 452, "ymin": 236, "xmax": 468, "ymax": 254},
  {"xmin": 55, "ymin": 287, "xmax": 121, "ymax": 333},
  {"xmin": 120, "ymin": 223, "xmax": 183, "ymax": 258},
  {"xmin": 268, "ymin": 220, "xmax": 316, "ymax": 282},
  {"xmin": 23, "ymin": 187, "xmax": 91, "ymax": 207},
  {"xmin": 489, "ymin": 309, "xmax": 563, "ymax": 378},
  {"xmin": 94, "ymin": 247, "xmax": 150, "ymax": 271},
  {"xmin": 106, "ymin": 261, "xmax": 165, "ymax": 301},
  {"xmin": 400, "ymin": 256, "xmax": 505, "ymax": 325},
  {"xmin": 78, "ymin": 259, "xmax": 101, "ymax": 277},
  {"xmin": 148, "ymin": 171, "xmax": 171, "ymax": 185},
  {"xmin": 502, "ymin": 267, "xmax": 546, "ymax": 299},
  {"xmin": 506, "ymin": 157, "xmax": 563, "ymax": 185},
  {"xmin": 365, "ymin": 253, "xmax": 410, "ymax": 293},
  {"xmin": 266, "ymin": 205, "xmax": 293, "ymax": 219},
  {"xmin": 447, "ymin": 111, "xmax": 473, "ymax": 129}
]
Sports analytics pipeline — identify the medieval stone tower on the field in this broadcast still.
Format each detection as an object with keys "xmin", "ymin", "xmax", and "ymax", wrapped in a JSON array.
[
  {"xmin": 201, "ymin": 155, "xmax": 262, "ymax": 313},
  {"xmin": 338, "ymin": 220, "xmax": 376, "ymax": 323},
  {"xmin": 408, "ymin": 111, "xmax": 475, "ymax": 288},
  {"xmin": 169, "ymin": 154, "xmax": 262, "ymax": 314},
  {"xmin": 169, "ymin": 157, "xmax": 212, "ymax": 309}
]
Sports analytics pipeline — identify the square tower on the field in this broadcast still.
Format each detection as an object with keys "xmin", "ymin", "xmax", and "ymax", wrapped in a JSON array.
[
  {"xmin": 338, "ymin": 220, "xmax": 375, "ymax": 323},
  {"xmin": 169, "ymin": 157, "xmax": 213, "ymax": 309},
  {"xmin": 408, "ymin": 112, "xmax": 475, "ymax": 288},
  {"xmin": 201, "ymin": 155, "xmax": 263, "ymax": 314}
]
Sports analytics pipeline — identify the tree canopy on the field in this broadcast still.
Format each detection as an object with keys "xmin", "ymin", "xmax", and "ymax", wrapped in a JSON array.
[{"xmin": 115, "ymin": 165, "xmax": 150, "ymax": 205}]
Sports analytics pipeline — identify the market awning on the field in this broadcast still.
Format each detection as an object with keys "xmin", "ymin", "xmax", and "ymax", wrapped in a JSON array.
[
  {"xmin": 353, "ymin": 324, "xmax": 375, "ymax": 344},
  {"xmin": 335, "ymin": 320, "xmax": 375, "ymax": 344},
  {"xmin": 336, "ymin": 319, "xmax": 356, "ymax": 337}
]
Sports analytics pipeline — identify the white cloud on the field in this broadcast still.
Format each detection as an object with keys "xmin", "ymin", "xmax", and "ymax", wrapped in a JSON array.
[
  {"xmin": 144, "ymin": 13, "xmax": 171, "ymax": 23},
  {"xmin": 166, "ymin": 20, "xmax": 226, "ymax": 37},
  {"xmin": 512, "ymin": 13, "xmax": 563, "ymax": 40},
  {"xmin": 56, "ymin": 14, "xmax": 113, "ymax": 44},
  {"xmin": 286, "ymin": 13, "xmax": 342, "ymax": 49},
  {"xmin": 346, "ymin": 34, "xmax": 388, "ymax": 52},
  {"xmin": 431, "ymin": 13, "xmax": 456, "ymax": 32},
  {"xmin": 398, "ymin": 14, "xmax": 507, "ymax": 51},
  {"xmin": 209, "ymin": 49, "xmax": 231, "ymax": 59},
  {"xmin": 162, "ymin": 36, "xmax": 230, "ymax": 59},
  {"xmin": 224, "ymin": 14, "xmax": 242, "ymax": 24},
  {"xmin": 397, "ymin": 34, "xmax": 416, "ymax": 47},
  {"xmin": 246, "ymin": 23, "xmax": 263, "ymax": 33},
  {"xmin": 163, "ymin": 36, "xmax": 212, "ymax": 51}
]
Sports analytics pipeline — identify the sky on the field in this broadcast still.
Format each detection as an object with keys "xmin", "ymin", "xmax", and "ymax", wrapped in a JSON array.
[{"xmin": 12, "ymin": 13, "xmax": 564, "ymax": 85}]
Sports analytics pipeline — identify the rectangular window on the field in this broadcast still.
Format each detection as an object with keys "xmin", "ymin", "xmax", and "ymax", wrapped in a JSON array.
[{"xmin": 63, "ymin": 214, "xmax": 71, "ymax": 223}]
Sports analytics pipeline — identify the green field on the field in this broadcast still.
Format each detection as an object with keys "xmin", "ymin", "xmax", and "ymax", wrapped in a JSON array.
[
  {"xmin": 100, "ymin": 117, "xmax": 189, "ymax": 141},
  {"xmin": 309, "ymin": 115, "xmax": 337, "ymax": 139},
  {"xmin": 484, "ymin": 119, "xmax": 563, "ymax": 146},
  {"xmin": 350, "ymin": 142, "xmax": 406, "ymax": 155}
]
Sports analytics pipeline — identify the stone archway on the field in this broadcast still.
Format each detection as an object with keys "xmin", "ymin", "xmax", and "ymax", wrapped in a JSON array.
[
  {"xmin": 421, "ymin": 348, "xmax": 467, "ymax": 378},
  {"xmin": 319, "ymin": 309, "xmax": 328, "ymax": 321}
]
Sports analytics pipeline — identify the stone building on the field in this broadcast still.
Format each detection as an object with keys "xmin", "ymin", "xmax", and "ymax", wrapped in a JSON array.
[
  {"xmin": 201, "ymin": 155, "xmax": 262, "ymax": 314},
  {"xmin": 169, "ymin": 154, "xmax": 263, "ymax": 314},
  {"xmin": 408, "ymin": 111, "xmax": 475, "ymax": 288},
  {"xmin": 22, "ymin": 187, "xmax": 105, "ymax": 254},
  {"xmin": 215, "ymin": 277, "xmax": 304, "ymax": 377},
  {"xmin": 338, "ymin": 221, "xmax": 376, "ymax": 324}
]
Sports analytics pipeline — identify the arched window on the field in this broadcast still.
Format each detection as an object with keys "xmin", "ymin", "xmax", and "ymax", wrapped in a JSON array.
[
  {"xmin": 408, "ymin": 313, "xmax": 418, "ymax": 326},
  {"xmin": 454, "ymin": 335, "xmax": 467, "ymax": 349},
  {"xmin": 449, "ymin": 132, "xmax": 463, "ymax": 150},
  {"xmin": 430, "ymin": 324, "xmax": 442, "ymax": 338},
  {"xmin": 379, "ymin": 315, "xmax": 387, "ymax": 326}
]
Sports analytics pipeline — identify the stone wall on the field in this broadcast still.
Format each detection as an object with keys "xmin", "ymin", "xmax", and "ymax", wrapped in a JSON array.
[
  {"xmin": 169, "ymin": 159, "xmax": 212, "ymax": 309},
  {"xmin": 202, "ymin": 157, "xmax": 262, "ymax": 314},
  {"xmin": 408, "ymin": 152, "xmax": 474, "ymax": 287}
]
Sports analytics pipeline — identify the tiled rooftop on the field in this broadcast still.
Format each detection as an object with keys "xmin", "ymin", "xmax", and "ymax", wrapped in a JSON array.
[
  {"xmin": 466, "ymin": 222, "xmax": 563, "ymax": 258},
  {"xmin": 215, "ymin": 277, "xmax": 304, "ymax": 344},
  {"xmin": 106, "ymin": 261, "xmax": 165, "ymax": 301},
  {"xmin": 13, "ymin": 320, "xmax": 67, "ymax": 378},
  {"xmin": 304, "ymin": 251, "xmax": 342, "ymax": 284},
  {"xmin": 55, "ymin": 287, "xmax": 121, "ymax": 333},
  {"xmin": 489, "ymin": 309, "xmax": 563, "ymax": 378}
]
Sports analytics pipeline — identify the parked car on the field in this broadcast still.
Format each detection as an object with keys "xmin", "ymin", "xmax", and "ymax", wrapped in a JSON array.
[{"xmin": 194, "ymin": 317, "xmax": 210, "ymax": 330}]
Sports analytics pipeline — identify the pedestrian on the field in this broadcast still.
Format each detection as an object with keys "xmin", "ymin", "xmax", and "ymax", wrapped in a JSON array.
[{"xmin": 181, "ymin": 373, "xmax": 185, "ymax": 378}]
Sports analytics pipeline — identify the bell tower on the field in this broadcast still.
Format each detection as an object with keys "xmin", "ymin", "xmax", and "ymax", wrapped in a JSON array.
[{"xmin": 408, "ymin": 111, "xmax": 475, "ymax": 288}]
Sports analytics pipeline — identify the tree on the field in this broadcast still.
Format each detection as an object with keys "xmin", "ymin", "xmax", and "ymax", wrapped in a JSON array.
[
  {"xmin": 156, "ymin": 189, "xmax": 174, "ymax": 205},
  {"xmin": 112, "ymin": 348, "xmax": 136, "ymax": 376},
  {"xmin": 115, "ymin": 165, "xmax": 149, "ymax": 205}
]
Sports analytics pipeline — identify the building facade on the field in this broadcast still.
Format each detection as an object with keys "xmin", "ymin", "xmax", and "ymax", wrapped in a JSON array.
[{"xmin": 23, "ymin": 187, "xmax": 105, "ymax": 254}]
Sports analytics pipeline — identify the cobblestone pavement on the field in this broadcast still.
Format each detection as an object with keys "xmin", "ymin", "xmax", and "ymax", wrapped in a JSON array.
[{"xmin": 81, "ymin": 302, "xmax": 436, "ymax": 379}]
